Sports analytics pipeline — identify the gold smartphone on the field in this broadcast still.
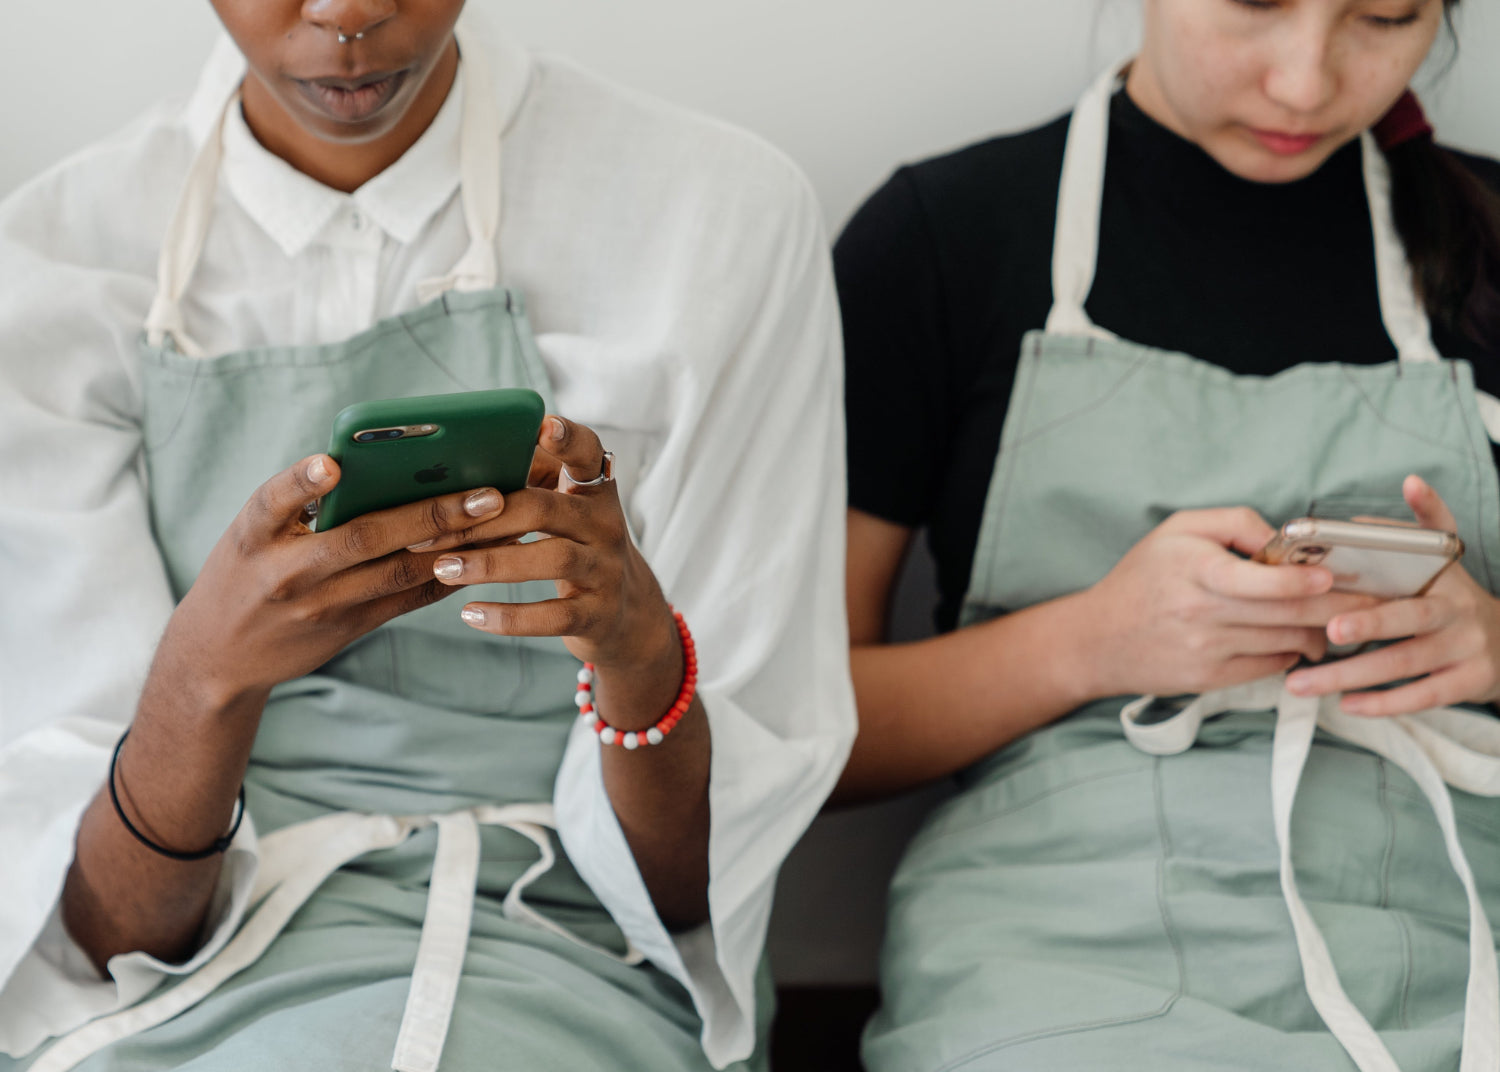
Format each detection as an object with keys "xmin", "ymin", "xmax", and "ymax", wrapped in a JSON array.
[{"xmin": 1255, "ymin": 518, "xmax": 1464, "ymax": 600}]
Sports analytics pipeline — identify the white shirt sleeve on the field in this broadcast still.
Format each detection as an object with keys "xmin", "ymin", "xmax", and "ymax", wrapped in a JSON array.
[
  {"xmin": 0, "ymin": 179, "xmax": 262, "ymax": 1058},
  {"xmin": 552, "ymin": 170, "xmax": 856, "ymax": 1069}
]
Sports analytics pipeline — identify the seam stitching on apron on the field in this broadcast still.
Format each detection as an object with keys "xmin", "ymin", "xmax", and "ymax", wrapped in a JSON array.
[
  {"xmin": 139, "ymin": 294, "xmax": 512, "ymax": 380},
  {"xmin": 1394, "ymin": 908, "xmax": 1415, "ymax": 1032},
  {"xmin": 1003, "ymin": 350, "xmax": 1153, "ymax": 452},
  {"xmin": 931, "ymin": 1000, "xmax": 1183, "ymax": 1072},
  {"xmin": 397, "ymin": 315, "xmax": 480, "ymax": 392},
  {"xmin": 925, "ymin": 763, "xmax": 1183, "ymax": 1072},
  {"xmin": 1444, "ymin": 364, "xmax": 1499, "ymax": 592},
  {"xmin": 970, "ymin": 346, "xmax": 1043, "ymax": 608},
  {"xmin": 143, "ymin": 356, "xmax": 204, "ymax": 453},
  {"xmin": 1335, "ymin": 363, "xmax": 1464, "ymax": 457},
  {"xmin": 1383, "ymin": 782, "xmax": 1500, "ymax": 838},
  {"xmin": 386, "ymin": 627, "xmax": 402, "ymax": 695},
  {"xmin": 1152, "ymin": 756, "xmax": 1188, "ymax": 1012},
  {"xmin": 1377, "ymin": 758, "xmax": 1395, "ymax": 911},
  {"xmin": 913, "ymin": 766, "xmax": 1142, "ymax": 852},
  {"xmin": 1376, "ymin": 755, "xmax": 1418, "ymax": 1032}
]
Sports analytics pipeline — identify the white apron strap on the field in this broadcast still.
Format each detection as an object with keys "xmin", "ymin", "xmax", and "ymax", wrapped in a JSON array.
[
  {"xmin": 145, "ymin": 26, "xmax": 503, "ymax": 357},
  {"xmin": 1123, "ymin": 677, "xmax": 1500, "ymax": 1072},
  {"xmin": 1043, "ymin": 59, "xmax": 1127, "ymax": 342},
  {"xmin": 32, "ymin": 802, "xmax": 641, "ymax": 1072},
  {"xmin": 475, "ymin": 802, "xmax": 646, "ymax": 966},
  {"xmin": 1270, "ymin": 691, "xmax": 1404, "ymax": 1072},
  {"xmin": 142, "ymin": 90, "xmax": 237, "ymax": 358},
  {"xmin": 1323, "ymin": 705, "xmax": 1500, "ymax": 1072},
  {"xmin": 391, "ymin": 810, "xmax": 482, "ymax": 1072},
  {"xmin": 1044, "ymin": 64, "xmax": 1457, "ymax": 389},
  {"xmin": 31, "ymin": 813, "xmax": 417, "ymax": 1072},
  {"xmin": 415, "ymin": 26, "xmax": 502, "ymax": 303},
  {"xmin": 1361, "ymin": 132, "xmax": 1441, "ymax": 367},
  {"xmin": 389, "ymin": 804, "xmax": 645, "ymax": 1072}
]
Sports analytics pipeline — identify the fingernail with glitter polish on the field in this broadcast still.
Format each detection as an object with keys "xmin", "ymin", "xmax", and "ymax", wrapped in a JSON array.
[{"xmin": 464, "ymin": 489, "xmax": 501, "ymax": 517}]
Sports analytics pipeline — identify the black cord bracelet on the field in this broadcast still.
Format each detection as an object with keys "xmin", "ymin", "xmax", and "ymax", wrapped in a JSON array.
[{"xmin": 109, "ymin": 730, "xmax": 246, "ymax": 862}]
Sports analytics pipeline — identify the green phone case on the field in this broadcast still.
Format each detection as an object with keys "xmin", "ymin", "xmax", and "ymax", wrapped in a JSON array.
[{"xmin": 316, "ymin": 388, "xmax": 546, "ymax": 531}]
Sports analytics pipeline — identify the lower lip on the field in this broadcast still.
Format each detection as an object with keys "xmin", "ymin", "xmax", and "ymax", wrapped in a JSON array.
[
  {"xmin": 1249, "ymin": 129, "xmax": 1324, "ymax": 156},
  {"xmin": 296, "ymin": 70, "xmax": 409, "ymax": 123}
]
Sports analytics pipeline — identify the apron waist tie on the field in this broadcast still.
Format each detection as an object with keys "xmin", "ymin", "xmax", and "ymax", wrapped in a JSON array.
[
  {"xmin": 33, "ymin": 803, "xmax": 643, "ymax": 1072},
  {"xmin": 1122, "ymin": 678, "xmax": 1500, "ymax": 1072}
]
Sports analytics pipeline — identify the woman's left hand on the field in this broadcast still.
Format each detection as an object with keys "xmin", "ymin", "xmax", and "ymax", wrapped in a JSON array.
[
  {"xmin": 414, "ymin": 415, "xmax": 678, "ymax": 678},
  {"xmin": 418, "ymin": 414, "xmax": 707, "ymax": 926},
  {"xmin": 1286, "ymin": 475, "xmax": 1500, "ymax": 716}
]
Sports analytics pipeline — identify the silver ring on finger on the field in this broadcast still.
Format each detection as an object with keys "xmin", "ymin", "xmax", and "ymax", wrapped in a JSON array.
[{"xmin": 562, "ymin": 450, "xmax": 614, "ymax": 490}]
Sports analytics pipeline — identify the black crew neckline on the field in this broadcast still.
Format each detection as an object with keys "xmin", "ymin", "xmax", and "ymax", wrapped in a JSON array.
[{"xmin": 1107, "ymin": 87, "xmax": 1364, "ymax": 220}]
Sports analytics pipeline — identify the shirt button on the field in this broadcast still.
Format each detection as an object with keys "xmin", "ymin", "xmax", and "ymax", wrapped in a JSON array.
[{"xmin": 350, "ymin": 210, "xmax": 365, "ymax": 231}]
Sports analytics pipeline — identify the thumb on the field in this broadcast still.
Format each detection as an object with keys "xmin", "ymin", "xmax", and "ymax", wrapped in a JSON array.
[
  {"xmin": 1404, "ymin": 474, "xmax": 1458, "ymax": 532},
  {"xmin": 247, "ymin": 453, "xmax": 342, "ymax": 535}
]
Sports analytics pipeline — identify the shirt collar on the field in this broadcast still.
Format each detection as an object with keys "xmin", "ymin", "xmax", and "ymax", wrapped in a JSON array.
[{"xmin": 185, "ymin": 20, "xmax": 534, "ymax": 259}]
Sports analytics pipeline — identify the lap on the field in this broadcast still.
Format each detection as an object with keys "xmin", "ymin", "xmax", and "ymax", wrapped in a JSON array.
[
  {"xmin": 865, "ymin": 707, "xmax": 1500, "ymax": 1072},
  {"xmin": 9, "ymin": 898, "xmax": 764, "ymax": 1072}
]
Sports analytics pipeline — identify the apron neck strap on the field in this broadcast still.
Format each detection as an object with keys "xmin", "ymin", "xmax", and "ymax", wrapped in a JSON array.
[
  {"xmin": 1044, "ymin": 59, "xmax": 1126, "ymax": 343},
  {"xmin": 1361, "ymin": 130, "xmax": 1442, "ymax": 363},
  {"xmin": 1044, "ymin": 59, "xmax": 1441, "ymax": 365},
  {"xmin": 145, "ymin": 26, "xmax": 502, "ymax": 356}
]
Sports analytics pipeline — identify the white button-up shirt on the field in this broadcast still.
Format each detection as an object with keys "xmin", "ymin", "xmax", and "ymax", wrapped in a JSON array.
[{"xmin": 0, "ymin": 16, "xmax": 853, "ymax": 1068}]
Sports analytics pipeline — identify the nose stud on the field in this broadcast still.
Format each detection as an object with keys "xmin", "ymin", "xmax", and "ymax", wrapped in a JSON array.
[{"xmin": 336, "ymin": 28, "xmax": 365, "ymax": 44}]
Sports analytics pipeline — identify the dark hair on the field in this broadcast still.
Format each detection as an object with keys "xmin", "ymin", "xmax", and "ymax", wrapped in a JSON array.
[{"xmin": 1386, "ymin": 0, "xmax": 1500, "ymax": 350}]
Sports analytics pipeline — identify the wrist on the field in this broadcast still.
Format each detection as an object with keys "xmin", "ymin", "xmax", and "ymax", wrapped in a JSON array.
[
  {"xmin": 143, "ymin": 637, "xmax": 272, "ymax": 727},
  {"xmin": 586, "ymin": 603, "xmax": 686, "ymax": 733},
  {"xmin": 1047, "ymin": 588, "xmax": 1116, "ymax": 705}
]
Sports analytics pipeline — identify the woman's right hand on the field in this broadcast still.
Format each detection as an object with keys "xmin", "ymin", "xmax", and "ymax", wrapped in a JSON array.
[
  {"xmin": 1078, "ymin": 508, "xmax": 1377, "ymax": 698},
  {"xmin": 151, "ymin": 453, "xmax": 507, "ymax": 708}
]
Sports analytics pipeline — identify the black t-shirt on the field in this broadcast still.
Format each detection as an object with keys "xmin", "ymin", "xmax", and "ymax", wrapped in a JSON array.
[{"xmin": 837, "ymin": 90, "xmax": 1500, "ymax": 633}]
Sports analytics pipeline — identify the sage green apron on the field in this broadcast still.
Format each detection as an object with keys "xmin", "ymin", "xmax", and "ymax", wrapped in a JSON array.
[
  {"xmin": 18, "ymin": 34, "xmax": 766, "ymax": 1072},
  {"xmin": 864, "ymin": 62, "xmax": 1500, "ymax": 1072}
]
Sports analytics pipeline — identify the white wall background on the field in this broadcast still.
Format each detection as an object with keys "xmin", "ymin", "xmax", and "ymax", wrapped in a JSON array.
[
  {"xmin": 4, "ymin": 0, "xmax": 1498, "ymax": 986},
  {"xmin": 8, "ymin": 2, "xmax": 1497, "ymax": 225}
]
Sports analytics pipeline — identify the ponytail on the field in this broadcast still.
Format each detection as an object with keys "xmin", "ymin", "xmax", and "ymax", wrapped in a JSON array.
[
  {"xmin": 1383, "ymin": 0, "xmax": 1500, "ymax": 351},
  {"xmin": 1386, "ymin": 137, "xmax": 1500, "ymax": 351}
]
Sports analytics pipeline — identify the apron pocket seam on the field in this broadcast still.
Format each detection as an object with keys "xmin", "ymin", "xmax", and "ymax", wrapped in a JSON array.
[
  {"xmin": 915, "ymin": 765, "xmax": 1144, "ymax": 854},
  {"xmin": 929, "ymin": 759, "xmax": 1187, "ymax": 1072}
]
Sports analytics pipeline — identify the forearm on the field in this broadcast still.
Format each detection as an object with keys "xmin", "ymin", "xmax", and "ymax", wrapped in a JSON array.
[
  {"xmin": 62, "ymin": 652, "xmax": 265, "ymax": 972},
  {"xmin": 592, "ymin": 621, "xmax": 711, "ymax": 930},
  {"xmin": 835, "ymin": 590, "xmax": 1102, "ymax": 804}
]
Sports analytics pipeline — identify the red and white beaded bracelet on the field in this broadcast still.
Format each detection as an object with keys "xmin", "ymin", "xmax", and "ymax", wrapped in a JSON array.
[{"xmin": 576, "ymin": 609, "xmax": 698, "ymax": 749}]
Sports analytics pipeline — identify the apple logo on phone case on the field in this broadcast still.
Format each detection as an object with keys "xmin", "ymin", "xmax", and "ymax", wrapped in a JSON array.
[{"xmin": 414, "ymin": 462, "xmax": 450, "ymax": 484}]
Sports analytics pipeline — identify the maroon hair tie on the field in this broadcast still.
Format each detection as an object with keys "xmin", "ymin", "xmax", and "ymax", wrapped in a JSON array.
[{"xmin": 1374, "ymin": 90, "xmax": 1434, "ymax": 152}]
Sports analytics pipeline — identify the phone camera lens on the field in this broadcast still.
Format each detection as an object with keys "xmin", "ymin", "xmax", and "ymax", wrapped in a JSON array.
[
  {"xmin": 356, "ymin": 431, "xmax": 376, "ymax": 443},
  {"xmin": 383, "ymin": 429, "xmax": 405, "ymax": 440},
  {"xmin": 1289, "ymin": 546, "xmax": 1327, "ymax": 564}
]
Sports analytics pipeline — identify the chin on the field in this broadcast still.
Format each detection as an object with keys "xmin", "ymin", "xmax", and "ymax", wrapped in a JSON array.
[
  {"xmin": 285, "ymin": 95, "xmax": 412, "ymax": 146},
  {"xmin": 1209, "ymin": 140, "xmax": 1340, "ymax": 186}
]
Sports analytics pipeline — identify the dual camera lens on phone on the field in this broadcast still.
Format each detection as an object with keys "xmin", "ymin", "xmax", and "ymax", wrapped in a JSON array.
[
  {"xmin": 355, "ymin": 428, "xmax": 408, "ymax": 443},
  {"xmin": 352, "ymin": 423, "xmax": 440, "ymax": 444}
]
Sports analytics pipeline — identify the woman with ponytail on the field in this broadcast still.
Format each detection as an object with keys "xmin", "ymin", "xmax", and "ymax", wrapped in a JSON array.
[{"xmin": 838, "ymin": 1, "xmax": 1500, "ymax": 1069}]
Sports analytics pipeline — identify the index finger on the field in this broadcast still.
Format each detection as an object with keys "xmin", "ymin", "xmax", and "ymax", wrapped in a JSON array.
[
  {"xmin": 310, "ymin": 485, "xmax": 508, "ymax": 567},
  {"xmin": 1200, "ymin": 554, "xmax": 1333, "ymax": 601}
]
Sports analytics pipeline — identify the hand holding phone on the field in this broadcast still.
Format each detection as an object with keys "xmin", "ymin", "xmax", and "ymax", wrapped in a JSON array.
[{"xmin": 1284, "ymin": 476, "xmax": 1500, "ymax": 717}]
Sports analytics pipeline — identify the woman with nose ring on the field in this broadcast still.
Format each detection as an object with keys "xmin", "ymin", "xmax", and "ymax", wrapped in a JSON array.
[
  {"xmin": 0, "ymin": 2, "xmax": 854, "ymax": 1070},
  {"xmin": 837, "ymin": 1, "xmax": 1500, "ymax": 1069}
]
